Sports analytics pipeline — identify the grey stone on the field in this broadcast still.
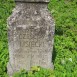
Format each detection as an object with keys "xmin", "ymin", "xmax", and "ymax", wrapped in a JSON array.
[
  {"xmin": 15, "ymin": 0, "xmax": 50, "ymax": 2},
  {"xmin": 7, "ymin": 1, "xmax": 55, "ymax": 76}
]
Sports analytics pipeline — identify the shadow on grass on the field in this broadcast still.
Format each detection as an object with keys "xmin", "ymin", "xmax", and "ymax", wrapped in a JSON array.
[{"xmin": 52, "ymin": 46, "xmax": 56, "ymax": 64}]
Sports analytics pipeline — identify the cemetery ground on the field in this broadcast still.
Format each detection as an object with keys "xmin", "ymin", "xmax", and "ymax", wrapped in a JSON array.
[{"xmin": 0, "ymin": 0, "xmax": 77, "ymax": 77}]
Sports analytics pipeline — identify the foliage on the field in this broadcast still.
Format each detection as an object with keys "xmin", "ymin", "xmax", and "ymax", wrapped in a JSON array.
[
  {"xmin": 13, "ymin": 66, "xmax": 54, "ymax": 77},
  {"xmin": 0, "ymin": 0, "xmax": 77, "ymax": 77},
  {"xmin": 0, "ymin": 0, "xmax": 15, "ymax": 77},
  {"xmin": 48, "ymin": 0, "xmax": 77, "ymax": 77}
]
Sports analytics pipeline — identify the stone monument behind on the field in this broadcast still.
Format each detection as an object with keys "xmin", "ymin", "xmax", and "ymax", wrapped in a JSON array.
[{"xmin": 7, "ymin": 0, "xmax": 55, "ymax": 76}]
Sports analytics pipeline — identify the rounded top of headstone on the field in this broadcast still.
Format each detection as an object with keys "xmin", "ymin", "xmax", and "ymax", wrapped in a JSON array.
[{"xmin": 15, "ymin": 0, "xmax": 50, "ymax": 2}]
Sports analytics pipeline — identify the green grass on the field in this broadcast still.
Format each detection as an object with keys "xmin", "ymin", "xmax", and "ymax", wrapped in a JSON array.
[
  {"xmin": 13, "ymin": 66, "xmax": 54, "ymax": 77},
  {"xmin": 0, "ymin": 0, "xmax": 77, "ymax": 77},
  {"xmin": 48, "ymin": 0, "xmax": 77, "ymax": 77},
  {"xmin": 0, "ymin": 0, "xmax": 15, "ymax": 76}
]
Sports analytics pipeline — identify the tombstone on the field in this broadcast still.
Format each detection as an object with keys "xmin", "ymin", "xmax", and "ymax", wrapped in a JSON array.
[{"xmin": 7, "ymin": 0, "xmax": 55, "ymax": 76}]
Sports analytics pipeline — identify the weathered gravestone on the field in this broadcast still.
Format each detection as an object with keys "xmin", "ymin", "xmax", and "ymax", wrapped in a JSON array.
[{"xmin": 7, "ymin": 0, "xmax": 55, "ymax": 76}]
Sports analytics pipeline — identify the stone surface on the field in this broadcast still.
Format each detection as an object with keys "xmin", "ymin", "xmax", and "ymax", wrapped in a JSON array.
[
  {"xmin": 15, "ymin": 0, "xmax": 50, "ymax": 2},
  {"xmin": 7, "ymin": 2, "xmax": 55, "ymax": 76}
]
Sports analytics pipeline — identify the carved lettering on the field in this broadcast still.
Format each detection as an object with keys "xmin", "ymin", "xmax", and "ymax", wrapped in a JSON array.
[{"xmin": 20, "ymin": 40, "xmax": 45, "ymax": 47}]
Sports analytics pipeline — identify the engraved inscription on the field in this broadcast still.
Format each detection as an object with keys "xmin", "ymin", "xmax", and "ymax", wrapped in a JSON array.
[
  {"xmin": 20, "ymin": 40, "xmax": 45, "ymax": 47},
  {"xmin": 16, "ymin": 27, "xmax": 45, "ymax": 47}
]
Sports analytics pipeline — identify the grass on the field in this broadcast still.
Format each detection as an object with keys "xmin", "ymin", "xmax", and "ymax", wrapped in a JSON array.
[
  {"xmin": 48, "ymin": 0, "xmax": 77, "ymax": 77},
  {"xmin": 0, "ymin": 0, "xmax": 15, "ymax": 76},
  {"xmin": 0, "ymin": 0, "xmax": 77, "ymax": 77}
]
